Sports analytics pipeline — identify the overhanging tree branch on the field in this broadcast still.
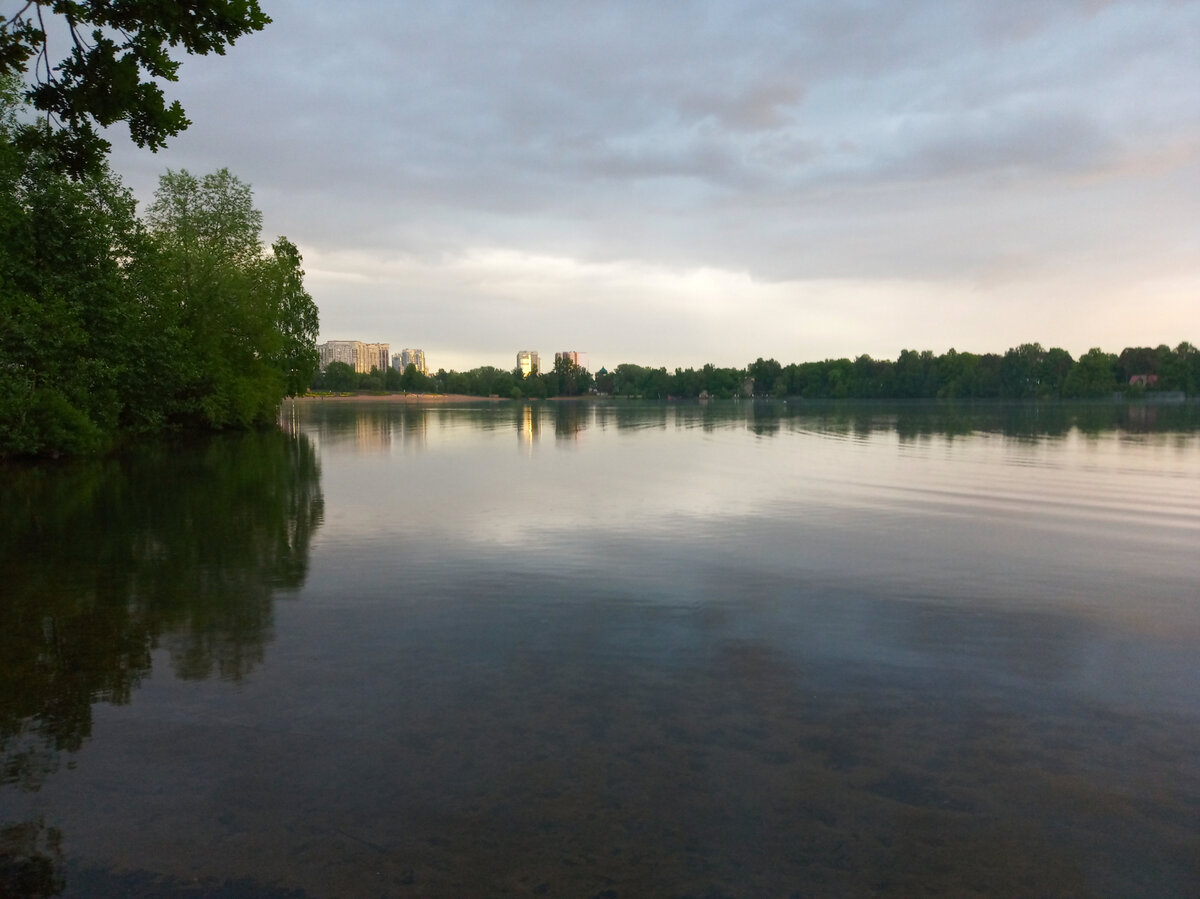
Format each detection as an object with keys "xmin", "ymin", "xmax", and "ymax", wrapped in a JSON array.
[{"xmin": 1, "ymin": 1, "xmax": 271, "ymax": 176}]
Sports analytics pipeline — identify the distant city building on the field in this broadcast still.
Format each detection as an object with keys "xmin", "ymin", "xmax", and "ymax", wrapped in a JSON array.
[
  {"xmin": 517, "ymin": 350, "xmax": 540, "ymax": 377},
  {"xmin": 555, "ymin": 351, "xmax": 580, "ymax": 368},
  {"xmin": 319, "ymin": 340, "xmax": 363, "ymax": 372},
  {"xmin": 363, "ymin": 342, "xmax": 390, "ymax": 373},
  {"xmin": 318, "ymin": 340, "xmax": 388, "ymax": 374},
  {"xmin": 400, "ymin": 348, "xmax": 428, "ymax": 375}
]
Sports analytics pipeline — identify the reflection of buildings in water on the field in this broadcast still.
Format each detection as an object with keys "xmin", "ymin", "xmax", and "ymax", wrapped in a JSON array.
[
  {"xmin": 518, "ymin": 403, "xmax": 540, "ymax": 450},
  {"xmin": 355, "ymin": 414, "xmax": 392, "ymax": 451},
  {"xmin": 393, "ymin": 410, "xmax": 429, "ymax": 449},
  {"xmin": 305, "ymin": 406, "xmax": 435, "ymax": 452}
]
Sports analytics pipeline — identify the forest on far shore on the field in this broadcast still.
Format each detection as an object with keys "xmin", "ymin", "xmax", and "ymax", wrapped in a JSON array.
[{"xmin": 312, "ymin": 342, "xmax": 1200, "ymax": 401}]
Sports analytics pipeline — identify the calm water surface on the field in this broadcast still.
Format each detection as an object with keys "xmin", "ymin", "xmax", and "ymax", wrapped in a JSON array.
[{"xmin": 2, "ymin": 400, "xmax": 1199, "ymax": 897}]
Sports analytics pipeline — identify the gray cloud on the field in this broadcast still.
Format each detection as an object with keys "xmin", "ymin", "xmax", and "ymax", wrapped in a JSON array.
[{"xmin": 105, "ymin": 0, "xmax": 1200, "ymax": 369}]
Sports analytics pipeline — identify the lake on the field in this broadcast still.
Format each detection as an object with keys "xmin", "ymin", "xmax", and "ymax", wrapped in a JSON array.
[{"xmin": 2, "ymin": 399, "xmax": 1198, "ymax": 898}]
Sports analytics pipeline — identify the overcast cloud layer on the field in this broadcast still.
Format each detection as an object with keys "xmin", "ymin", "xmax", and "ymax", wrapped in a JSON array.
[{"xmin": 107, "ymin": 0, "xmax": 1200, "ymax": 372}]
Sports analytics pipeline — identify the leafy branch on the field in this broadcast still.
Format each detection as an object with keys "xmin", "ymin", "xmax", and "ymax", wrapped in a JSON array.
[{"xmin": 0, "ymin": 1, "xmax": 270, "ymax": 176}]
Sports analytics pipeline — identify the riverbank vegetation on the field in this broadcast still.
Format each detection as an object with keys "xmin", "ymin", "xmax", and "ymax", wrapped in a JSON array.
[
  {"xmin": 0, "ymin": 82, "xmax": 318, "ymax": 459},
  {"xmin": 312, "ymin": 342, "xmax": 1199, "ymax": 402}
]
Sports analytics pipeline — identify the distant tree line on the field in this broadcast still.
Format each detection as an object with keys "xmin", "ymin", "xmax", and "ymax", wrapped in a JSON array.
[
  {"xmin": 311, "ymin": 342, "xmax": 1199, "ymax": 401},
  {"xmin": 0, "ymin": 79, "xmax": 319, "ymax": 459},
  {"xmin": 312, "ymin": 353, "xmax": 594, "ymax": 399},
  {"xmin": 621, "ymin": 343, "xmax": 1199, "ymax": 400}
]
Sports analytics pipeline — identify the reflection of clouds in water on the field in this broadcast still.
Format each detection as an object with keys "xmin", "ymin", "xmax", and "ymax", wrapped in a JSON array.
[
  {"xmin": 307, "ymin": 401, "xmax": 1200, "ymax": 687},
  {"xmin": 305, "ymin": 403, "xmax": 1200, "ymax": 634}
]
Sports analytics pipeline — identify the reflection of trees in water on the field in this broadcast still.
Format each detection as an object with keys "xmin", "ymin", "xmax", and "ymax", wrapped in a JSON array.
[
  {"xmin": 748, "ymin": 402, "xmax": 782, "ymax": 437},
  {"xmin": 297, "ymin": 397, "xmax": 1200, "ymax": 444},
  {"xmin": 553, "ymin": 402, "xmax": 587, "ymax": 440},
  {"xmin": 587, "ymin": 398, "xmax": 1200, "ymax": 440},
  {"xmin": 0, "ymin": 430, "xmax": 323, "ymax": 791},
  {"xmin": 593, "ymin": 402, "xmax": 669, "ymax": 432},
  {"xmin": 305, "ymin": 401, "xmax": 443, "ymax": 450},
  {"xmin": 0, "ymin": 818, "xmax": 63, "ymax": 898}
]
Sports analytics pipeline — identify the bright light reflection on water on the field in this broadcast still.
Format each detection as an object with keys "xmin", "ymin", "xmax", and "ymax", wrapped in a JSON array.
[{"xmin": 1, "ymin": 399, "xmax": 1198, "ymax": 897}]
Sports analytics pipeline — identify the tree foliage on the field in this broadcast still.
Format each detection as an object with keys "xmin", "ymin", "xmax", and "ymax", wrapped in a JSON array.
[
  {"xmin": 0, "ymin": 0, "xmax": 270, "ymax": 175},
  {"xmin": 305, "ymin": 340, "xmax": 1199, "ymax": 405},
  {"xmin": 0, "ymin": 77, "xmax": 139, "ymax": 453},
  {"xmin": 139, "ymin": 167, "xmax": 319, "ymax": 427},
  {"xmin": 583, "ymin": 344, "xmax": 1199, "ymax": 401},
  {"xmin": 0, "ymin": 85, "xmax": 319, "ymax": 457}
]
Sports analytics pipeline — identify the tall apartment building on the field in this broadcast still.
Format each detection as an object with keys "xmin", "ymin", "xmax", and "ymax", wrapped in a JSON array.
[
  {"xmin": 363, "ymin": 343, "xmax": 390, "ymax": 373},
  {"xmin": 318, "ymin": 340, "xmax": 389, "ymax": 373},
  {"xmin": 516, "ymin": 350, "xmax": 540, "ymax": 377},
  {"xmin": 394, "ymin": 348, "xmax": 428, "ymax": 375},
  {"xmin": 554, "ymin": 351, "xmax": 581, "ymax": 368},
  {"xmin": 319, "ymin": 340, "xmax": 363, "ymax": 372}
]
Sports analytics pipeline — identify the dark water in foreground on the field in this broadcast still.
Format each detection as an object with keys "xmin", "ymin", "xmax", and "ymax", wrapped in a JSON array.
[{"xmin": 2, "ymin": 400, "xmax": 1198, "ymax": 898}]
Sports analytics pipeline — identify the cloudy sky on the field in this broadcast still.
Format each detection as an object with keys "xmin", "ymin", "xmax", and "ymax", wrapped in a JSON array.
[{"xmin": 107, "ymin": 0, "xmax": 1199, "ymax": 373}]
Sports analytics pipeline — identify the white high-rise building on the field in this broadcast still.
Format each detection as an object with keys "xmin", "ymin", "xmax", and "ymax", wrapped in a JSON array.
[
  {"xmin": 517, "ymin": 350, "xmax": 540, "ymax": 377},
  {"xmin": 399, "ymin": 348, "xmax": 427, "ymax": 375}
]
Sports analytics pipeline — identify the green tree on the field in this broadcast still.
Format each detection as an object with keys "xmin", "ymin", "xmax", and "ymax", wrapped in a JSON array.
[
  {"xmin": 1000, "ymin": 343, "xmax": 1045, "ymax": 398},
  {"xmin": 748, "ymin": 357, "xmax": 783, "ymax": 396},
  {"xmin": 1063, "ymin": 348, "xmax": 1118, "ymax": 398},
  {"xmin": 259, "ymin": 237, "xmax": 319, "ymax": 397},
  {"xmin": 1171, "ymin": 342, "xmax": 1200, "ymax": 395},
  {"xmin": 551, "ymin": 355, "xmax": 592, "ymax": 396},
  {"xmin": 1116, "ymin": 346, "xmax": 1158, "ymax": 384},
  {"xmin": 593, "ymin": 367, "xmax": 614, "ymax": 395},
  {"xmin": 143, "ymin": 168, "xmax": 315, "ymax": 427},
  {"xmin": 0, "ymin": 77, "xmax": 143, "ymax": 455},
  {"xmin": 894, "ymin": 349, "xmax": 938, "ymax": 398},
  {"xmin": 320, "ymin": 361, "xmax": 356, "ymax": 391},
  {"xmin": 0, "ymin": 0, "xmax": 270, "ymax": 176},
  {"xmin": 826, "ymin": 359, "xmax": 848, "ymax": 398},
  {"xmin": 1040, "ymin": 348, "xmax": 1074, "ymax": 397},
  {"xmin": 358, "ymin": 368, "xmax": 384, "ymax": 391}
]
